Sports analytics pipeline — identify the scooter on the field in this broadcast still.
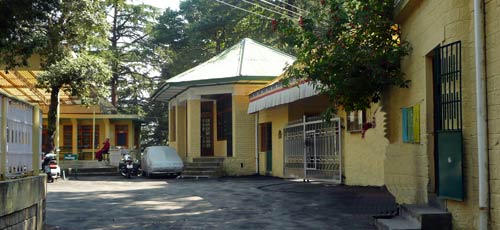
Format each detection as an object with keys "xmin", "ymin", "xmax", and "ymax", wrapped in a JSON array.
[
  {"xmin": 43, "ymin": 152, "xmax": 61, "ymax": 183},
  {"xmin": 118, "ymin": 153, "xmax": 142, "ymax": 179}
]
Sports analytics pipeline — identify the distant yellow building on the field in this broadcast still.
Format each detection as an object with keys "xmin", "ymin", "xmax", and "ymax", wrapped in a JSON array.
[
  {"xmin": 0, "ymin": 70, "xmax": 142, "ymax": 161},
  {"xmin": 41, "ymin": 104, "xmax": 142, "ymax": 160}
]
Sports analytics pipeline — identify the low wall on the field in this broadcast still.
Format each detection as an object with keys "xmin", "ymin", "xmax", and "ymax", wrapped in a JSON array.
[{"xmin": 0, "ymin": 175, "xmax": 46, "ymax": 230}]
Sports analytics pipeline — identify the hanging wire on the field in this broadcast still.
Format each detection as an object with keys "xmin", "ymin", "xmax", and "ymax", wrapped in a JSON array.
[
  {"xmin": 241, "ymin": 0, "xmax": 299, "ymax": 20},
  {"xmin": 214, "ymin": 0, "xmax": 275, "ymax": 20},
  {"xmin": 258, "ymin": 0, "xmax": 303, "ymax": 17},
  {"xmin": 277, "ymin": 0, "xmax": 310, "ymax": 14}
]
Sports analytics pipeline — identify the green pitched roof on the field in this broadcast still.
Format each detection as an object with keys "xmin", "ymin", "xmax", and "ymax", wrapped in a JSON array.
[{"xmin": 152, "ymin": 38, "xmax": 296, "ymax": 102}]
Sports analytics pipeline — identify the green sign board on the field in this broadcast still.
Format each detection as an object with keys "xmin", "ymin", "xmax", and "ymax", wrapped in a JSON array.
[{"xmin": 64, "ymin": 154, "xmax": 78, "ymax": 160}]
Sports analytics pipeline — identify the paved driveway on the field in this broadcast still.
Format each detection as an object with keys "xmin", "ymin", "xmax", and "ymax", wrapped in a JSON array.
[{"xmin": 45, "ymin": 176, "xmax": 396, "ymax": 230}]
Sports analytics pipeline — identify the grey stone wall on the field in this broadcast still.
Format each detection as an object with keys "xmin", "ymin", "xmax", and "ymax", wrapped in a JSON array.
[{"xmin": 0, "ymin": 175, "xmax": 46, "ymax": 230}]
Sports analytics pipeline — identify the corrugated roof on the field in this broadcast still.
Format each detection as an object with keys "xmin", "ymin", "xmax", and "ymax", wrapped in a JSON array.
[{"xmin": 152, "ymin": 38, "xmax": 296, "ymax": 102}]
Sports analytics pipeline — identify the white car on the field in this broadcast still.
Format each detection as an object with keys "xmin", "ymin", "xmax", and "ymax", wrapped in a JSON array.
[{"xmin": 141, "ymin": 146, "xmax": 184, "ymax": 178}]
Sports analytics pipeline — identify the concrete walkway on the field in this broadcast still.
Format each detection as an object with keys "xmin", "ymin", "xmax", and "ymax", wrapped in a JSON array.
[{"xmin": 45, "ymin": 176, "xmax": 396, "ymax": 230}]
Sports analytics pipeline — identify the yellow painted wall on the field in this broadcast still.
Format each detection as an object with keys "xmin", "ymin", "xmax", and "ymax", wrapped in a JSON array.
[
  {"xmin": 486, "ymin": 0, "xmax": 500, "ymax": 229},
  {"xmin": 176, "ymin": 105, "xmax": 187, "ymax": 160},
  {"xmin": 389, "ymin": 0, "xmax": 494, "ymax": 229},
  {"xmin": 340, "ymin": 104, "xmax": 387, "ymax": 186},
  {"xmin": 257, "ymin": 104, "xmax": 289, "ymax": 177},
  {"xmin": 187, "ymin": 100, "xmax": 201, "ymax": 161},
  {"xmin": 41, "ymin": 104, "xmax": 102, "ymax": 114},
  {"xmin": 223, "ymin": 95, "xmax": 256, "ymax": 176}
]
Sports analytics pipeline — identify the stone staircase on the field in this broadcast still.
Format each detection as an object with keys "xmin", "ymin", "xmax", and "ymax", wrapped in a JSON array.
[
  {"xmin": 179, "ymin": 157, "xmax": 224, "ymax": 179},
  {"xmin": 374, "ymin": 204, "xmax": 452, "ymax": 230},
  {"xmin": 59, "ymin": 160, "xmax": 117, "ymax": 177}
]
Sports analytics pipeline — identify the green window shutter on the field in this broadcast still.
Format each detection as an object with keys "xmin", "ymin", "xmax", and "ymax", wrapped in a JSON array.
[{"xmin": 402, "ymin": 108, "xmax": 409, "ymax": 142}]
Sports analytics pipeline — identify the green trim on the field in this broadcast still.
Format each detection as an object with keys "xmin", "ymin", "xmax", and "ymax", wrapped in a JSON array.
[{"xmin": 169, "ymin": 76, "xmax": 276, "ymax": 87}]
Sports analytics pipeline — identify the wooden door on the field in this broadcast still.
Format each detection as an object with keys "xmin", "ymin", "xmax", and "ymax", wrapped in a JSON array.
[{"xmin": 200, "ymin": 101, "xmax": 214, "ymax": 156}]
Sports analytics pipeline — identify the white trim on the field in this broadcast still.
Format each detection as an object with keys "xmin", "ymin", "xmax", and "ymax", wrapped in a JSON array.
[{"xmin": 248, "ymin": 82, "xmax": 318, "ymax": 113}]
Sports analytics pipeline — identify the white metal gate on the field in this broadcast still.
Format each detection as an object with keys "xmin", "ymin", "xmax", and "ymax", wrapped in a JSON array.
[{"xmin": 283, "ymin": 116, "xmax": 341, "ymax": 183}]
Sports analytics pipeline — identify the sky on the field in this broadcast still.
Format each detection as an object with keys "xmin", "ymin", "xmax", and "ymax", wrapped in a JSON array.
[{"xmin": 132, "ymin": 0, "xmax": 180, "ymax": 10}]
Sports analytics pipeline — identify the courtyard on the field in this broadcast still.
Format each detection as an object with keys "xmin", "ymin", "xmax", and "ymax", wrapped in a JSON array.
[{"xmin": 45, "ymin": 176, "xmax": 396, "ymax": 230}]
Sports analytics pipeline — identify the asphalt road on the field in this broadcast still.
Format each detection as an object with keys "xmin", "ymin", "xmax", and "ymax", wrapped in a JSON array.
[{"xmin": 45, "ymin": 176, "xmax": 396, "ymax": 230}]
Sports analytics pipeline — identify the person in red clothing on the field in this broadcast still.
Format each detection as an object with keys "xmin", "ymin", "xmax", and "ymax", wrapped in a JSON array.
[{"xmin": 95, "ymin": 137, "xmax": 110, "ymax": 161}]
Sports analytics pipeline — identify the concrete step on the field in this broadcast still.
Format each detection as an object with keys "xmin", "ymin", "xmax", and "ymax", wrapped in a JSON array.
[
  {"xmin": 183, "ymin": 166, "xmax": 220, "ymax": 171},
  {"xmin": 182, "ymin": 170, "xmax": 218, "ymax": 176},
  {"xmin": 192, "ymin": 157, "xmax": 225, "ymax": 163},
  {"xmin": 178, "ymin": 175, "xmax": 212, "ymax": 179},
  {"xmin": 374, "ymin": 204, "xmax": 452, "ymax": 230},
  {"xmin": 185, "ymin": 162, "xmax": 221, "ymax": 168},
  {"xmin": 71, "ymin": 167, "xmax": 117, "ymax": 173},
  {"xmin": 401, "ymin": 205, "xmax": 451, "ymax": 230},
  {"xmin": 60, "ymin": 160, "xmax": 110, "ymax": 169},
  {"xmin": 374, "ymin": 216, "xmax": 420, "ymax": 230}
]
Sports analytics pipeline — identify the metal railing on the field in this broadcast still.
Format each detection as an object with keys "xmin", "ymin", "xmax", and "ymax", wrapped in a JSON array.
[{"xmin": 283, "ymin": 116, "xmax": 342, "ymax": 183}]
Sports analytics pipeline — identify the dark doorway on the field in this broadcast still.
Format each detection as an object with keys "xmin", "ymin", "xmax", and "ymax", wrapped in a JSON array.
[
  {"xmin": 260, "ymin": 123, "xmax": 272, "ymax": 172},
  {"xmin": 201, "ymin": 101, "xmax": 214, "ymax": 157}
]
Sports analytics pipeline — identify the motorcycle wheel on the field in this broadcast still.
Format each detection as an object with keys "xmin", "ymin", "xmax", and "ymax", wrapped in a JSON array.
[
  {"xmin": 120, "ymin": 169, "xmax": 127, "ymax": 177},
  {"xmin": 126, "ymin": 171, "xmax": 131, "ymax": 179}
]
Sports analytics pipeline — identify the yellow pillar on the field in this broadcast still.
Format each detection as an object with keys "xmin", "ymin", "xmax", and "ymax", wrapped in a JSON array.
[
  {"xmin": 32, "ymin": 105, "xmax": 41, "ymax": 175},
  {"xmin": 128, "ymin": 123, "xmax": 133, "ymax": 149},
  {"xmin": 104, "ymin": 118, "xmax": 110, "ymax": 140},
  {"xmin": 1, "ymin": 96, "xmax": 7, "ymax": 180},
  {"xmin": 71, "ymin": 119, "xmax": 78, "ymax": 154},
  {"xmin": 176, "ymin": 104, "xmax": 187, "ymax": 158},
  {"xmin": 187, "ymin": 99, "xmax": 201, "ymax": 161},
  {"xmin": 55, "ymin": 92, "xmax": 61, "ymax": 160}
]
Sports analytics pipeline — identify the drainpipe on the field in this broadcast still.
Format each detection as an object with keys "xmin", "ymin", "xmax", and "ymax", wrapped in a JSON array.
[
  {"xmin": 255, "ymin": 113, "xmax": 259, "ymax": 174},
  {"xmin": 474, "ymin": 0, "xmax": 489, "ymax": 229}
]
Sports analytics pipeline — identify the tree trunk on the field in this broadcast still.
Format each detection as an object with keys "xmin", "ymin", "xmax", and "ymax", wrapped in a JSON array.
[
  {"xmin": 110, "ymin": 0, "xmax": 119, "ymax": 107},
  {"xmin": 47, "ymin": 86, "xmax": 61, "ymax": 153}
]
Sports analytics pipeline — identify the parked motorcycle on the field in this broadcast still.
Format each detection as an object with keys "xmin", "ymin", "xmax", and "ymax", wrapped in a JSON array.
[
  {"xmin": 42, "ymin": 152, "xmax": 61, "ymax": 183},
  {"xmin": 118, "ymin": 153, "xmax": 142, "ymax": 179}
]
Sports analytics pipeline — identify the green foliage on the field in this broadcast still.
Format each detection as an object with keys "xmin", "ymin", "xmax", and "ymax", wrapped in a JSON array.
[
  {"xmin": 38, "ymin": 53, "xmax": 112, "ymax": 105},
  {"xmin": 0, "ymin": 0, "xmax": 110, "ymax": 152},
  {"xmin": 106, "ymin": 0, "xmax": 164, "ymax": 109},
  {"xmin": 152, "ymin": 0, "xmax": 280, "ymax": 78},
  {"xmin": 0, "ymin": 0, "xmax": 109, "ymax": 69},
  {"xmin": 278, "ymin": 0, "xmax": 411, "ymax": 114}
]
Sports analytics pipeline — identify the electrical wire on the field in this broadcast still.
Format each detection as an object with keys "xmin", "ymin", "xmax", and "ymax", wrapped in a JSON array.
[
  {"xmin": 277, "ymin": 0, "xmax": 309, "ymax": 14},
  {"xmin": 241, "ymin": 0, "xmax": 298, "ymax": 20},
  {"xmin": 258, "ymin": 0, "xmax": 302, "ymax": 17},
  {"xmin": 214, "ymin": 0, "xmax": 274, "ymax": 20}
]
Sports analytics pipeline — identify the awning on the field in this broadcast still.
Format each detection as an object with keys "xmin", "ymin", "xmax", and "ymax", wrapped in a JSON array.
[
  {"xmin": 248, "ymin": 79, "xmax": 319, "ymax": 114},
  {"xmin": 0, "ymin": 70, "xmax": 79, "ymax": 105}
]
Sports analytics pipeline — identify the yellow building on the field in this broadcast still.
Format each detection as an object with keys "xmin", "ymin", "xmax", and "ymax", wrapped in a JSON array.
[
  {"xmin": 152, "ymin": 38, "xmax": 296, "ymax": 176},
  {"xmin": 249, "ymin": 79, "xmax": 386, "ymax": 186},
  {"xmin": 249, "ymin": 1, "xmax": 500, "ymax": 228},
  {"xmin": 41, "ymin": 104, "xmax": 142, "ymax": 160},
  {"xmin": 377, "ymin": 0, "xmax": 499, "ymax": 229},
  {"xmin": 0, "ymin": 70, "xmax": 142, "ymax": 161}
]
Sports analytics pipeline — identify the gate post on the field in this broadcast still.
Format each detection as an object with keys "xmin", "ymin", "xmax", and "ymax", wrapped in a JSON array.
[
  {"xmin": 302, "ymin": 115, "xmax": 306, "ymax": 181},
  {"xmin": 0, "ymin": 96, "xmax": 6, "ymax": 180}
]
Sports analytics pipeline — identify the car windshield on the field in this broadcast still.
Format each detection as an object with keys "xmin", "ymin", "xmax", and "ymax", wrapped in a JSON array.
[{"xmin": 148, "ymin": 147, "xmax": 179, "ymax": 161}]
